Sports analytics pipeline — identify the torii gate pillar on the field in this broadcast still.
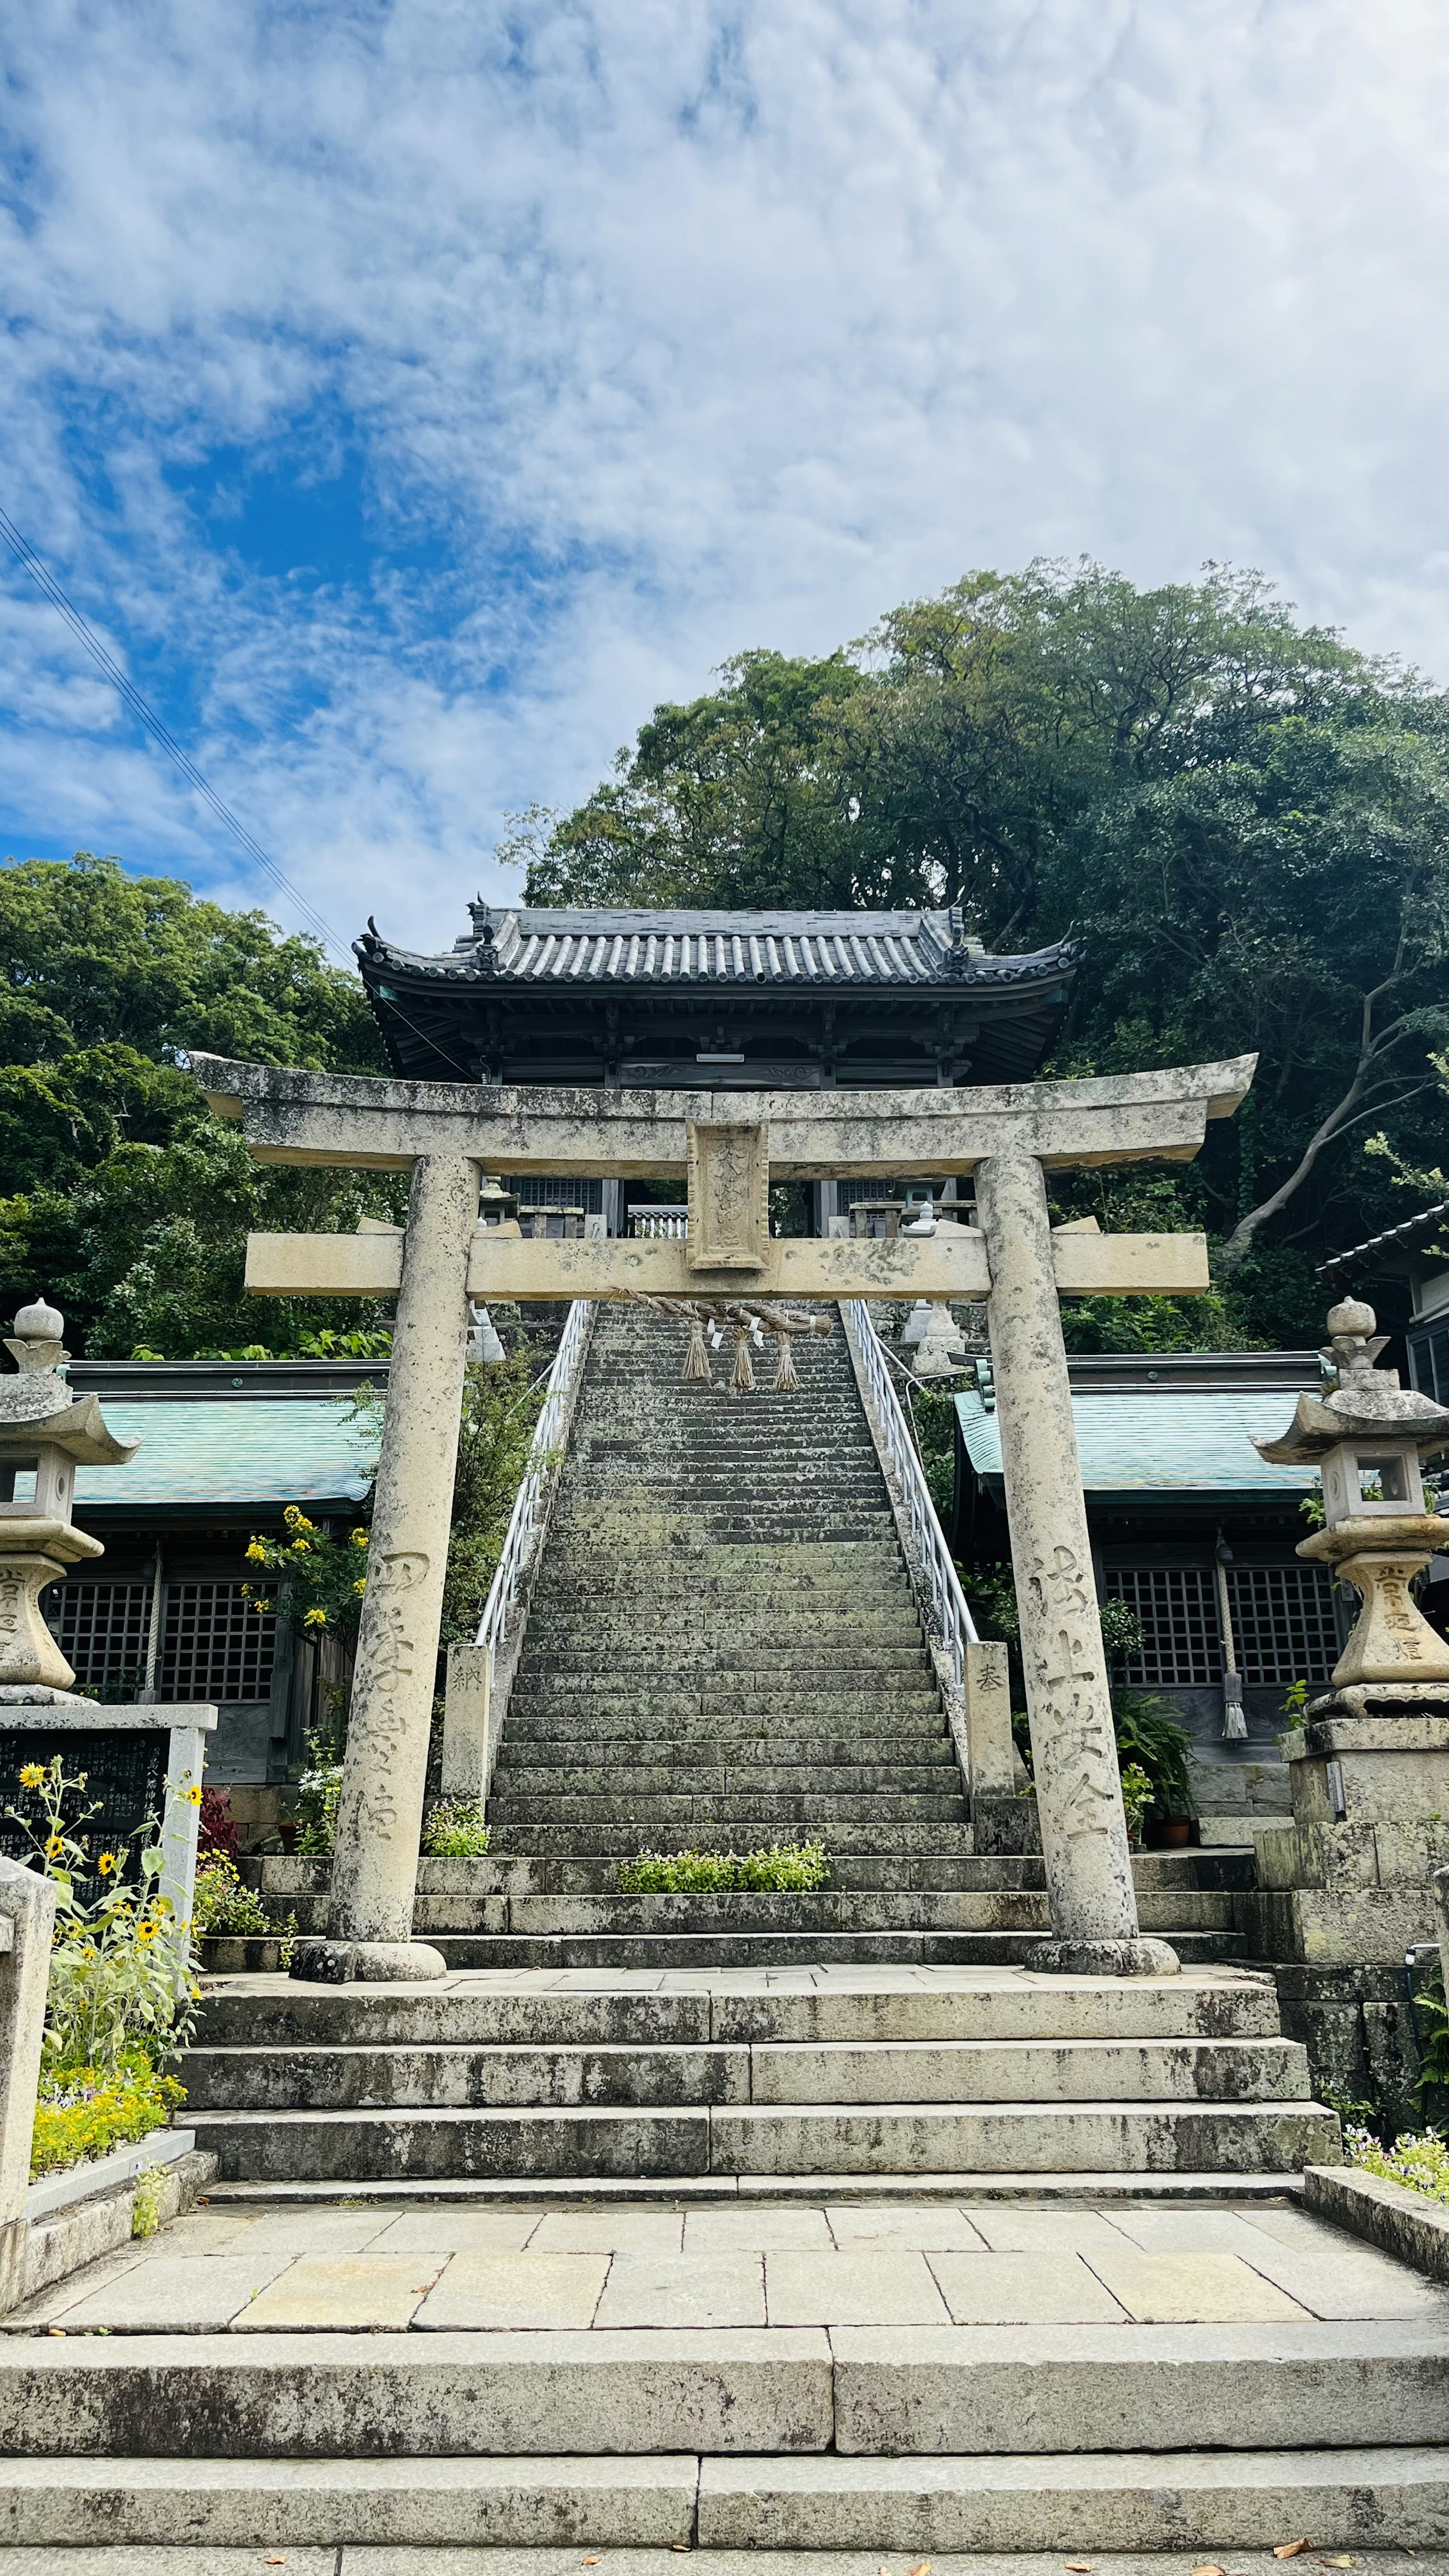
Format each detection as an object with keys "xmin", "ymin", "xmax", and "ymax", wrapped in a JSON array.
[
  {"xmin": 977, "ymin": 1155, "xmax": 1174, "ymax": 1972},
  {"xmin": 196, "ymin": 1048, "xmax": 1253, "ymax": 1983}
]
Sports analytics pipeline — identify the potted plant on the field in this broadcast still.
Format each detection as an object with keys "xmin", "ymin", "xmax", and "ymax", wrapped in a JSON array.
[{"xmin": 1120, "ymin": 1762, "xmax": 1154, "ymax": 1847}]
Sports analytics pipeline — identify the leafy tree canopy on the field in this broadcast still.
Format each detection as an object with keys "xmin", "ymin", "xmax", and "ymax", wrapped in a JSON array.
[
  {"xmin": 511, "ymin": 561, "xmax": 1449, "ymax": 1344},
  {"xmin": 0, "ymin": 855, "xmax": 399, "ymax": 1356}
]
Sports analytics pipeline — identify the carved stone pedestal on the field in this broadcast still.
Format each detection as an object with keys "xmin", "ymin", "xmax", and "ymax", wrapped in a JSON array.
[{"xmin": 1236, "ymin": 1695, "xmax": 1449, "ymax": 2123}]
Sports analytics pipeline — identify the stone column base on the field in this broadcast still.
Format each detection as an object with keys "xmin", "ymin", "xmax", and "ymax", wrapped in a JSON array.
[
  {"xmin": 1034, "ymin": 1936, "xmax": 1181, "ymax": 1978},
  {"xmin": 289, "ymin": 1938, "xmax": 448, "ymax": 1984}
]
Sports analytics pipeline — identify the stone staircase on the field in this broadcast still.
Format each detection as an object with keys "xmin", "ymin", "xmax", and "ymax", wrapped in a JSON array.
[
  {"xmin": 432, "ymin": 1302, "xmax": 1241, "ymax": 1970},
  {"xmin": 178, "ymin": 1963, "xmax": 1336, "ymax": 2188},
  {"xmin": 6, "ymin": 1303, "xmax": 1407, "ymax": 2564}
]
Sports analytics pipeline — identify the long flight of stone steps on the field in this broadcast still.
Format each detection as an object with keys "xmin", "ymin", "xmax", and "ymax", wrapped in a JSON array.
[{"xmin": 8, "ymin": 1303, "xmax": 1426, "ymax": 2562}]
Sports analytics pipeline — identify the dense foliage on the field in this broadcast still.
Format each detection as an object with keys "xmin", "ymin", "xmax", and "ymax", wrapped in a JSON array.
[
  {"xmin": 0, "ymin": 854, "xmax": 401, "ymax": 1355},
  {"xmin": 617, "ymin": 1842, "xmax": 831, "ymax": 1892},
  {"xmin": 511, "ymin": 562, "xmax": 1449, "ymax": 1343}
]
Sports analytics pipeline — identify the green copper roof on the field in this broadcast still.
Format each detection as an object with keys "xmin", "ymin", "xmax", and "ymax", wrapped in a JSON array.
[
  {"xmin": 72, "ymin": 1400, "xmax": 377, "ymax": 1509},
  {"xmin": 955, "ymin": 1386, "xmax": 1317, "ymax": 1497}
]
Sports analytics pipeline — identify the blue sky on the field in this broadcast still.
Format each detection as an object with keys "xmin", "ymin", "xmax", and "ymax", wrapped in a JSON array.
[{"xmin": 0, "ymin": 0, "xmax": 1445, "ymax": 958}]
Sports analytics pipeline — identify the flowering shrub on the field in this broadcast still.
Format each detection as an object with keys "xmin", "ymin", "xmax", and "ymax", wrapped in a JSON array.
[
  {"xmin": 1345, "ymin": 2124, "xmax": 1449, "ymax": 2206},
  {"xmin": 244, "ymin": 1507, "xmax": 369, "ymax": 1637},
  {"xmin": 618, "ymin": 1842, "xmax": 830, "ymax": 1893},
  {"xmin": 192, "ymin": 1855, "xmax": 270, "ymax": 1936},
  {"xmin": 30, "ymin": 2052, "xmax": 184, "ymax": 2180},
  {"xmin": 421, "ymin": 1799, "xmax": 491, "ymax": 1857},
  {"xmin": 6, "ymin": 1756, "xmax": 200, "ymax": 2077}
]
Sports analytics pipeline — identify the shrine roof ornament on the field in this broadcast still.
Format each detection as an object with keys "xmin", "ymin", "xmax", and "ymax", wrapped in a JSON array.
[{"xmin": 355, "ymin": 904, "xmax": 1082, "ymax": 992}]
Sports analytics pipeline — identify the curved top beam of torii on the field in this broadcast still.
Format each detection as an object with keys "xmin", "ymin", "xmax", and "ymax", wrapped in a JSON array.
[{"xmin": 191, "ymin": 1050, "xmax": 1256, "ymax": 1179}]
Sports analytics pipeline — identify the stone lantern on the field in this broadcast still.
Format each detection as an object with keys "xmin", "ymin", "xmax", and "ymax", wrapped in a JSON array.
[
  {"xmin": 1238, "ymin": 1297, "xmax": 1449, "ymax": 2114},
  {"xmin": 0, "ymin": 1298, "xmax": 139, "ymax": 1691}
]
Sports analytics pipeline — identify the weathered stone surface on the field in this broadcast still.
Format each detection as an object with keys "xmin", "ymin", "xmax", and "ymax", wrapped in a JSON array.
[
  {"xmin": 1305, "ymin": 2161, "xmax": 1449, "ymax": 2285},
  {"xmin": 0, "ymin": 2328, "xmax": 836, "ymax": 2456},
  {"xmin": 829, "ymin": 2316, "xmax": 1449, "ymax": 2454},
  {"xmin": 696, "ymin": 2446, "xmax": 1449, "ymax": 2551},
  {"xmin": 326, "ymin": 1152, "xmax": 478, "ymax": 1973},
  {"xmin": 195, "ymin": 1048, "xmax": 1257, "ymax": 1178},
  {"xmin": 975, "ymin": 1154, "xmax": 1158, "ymax": 1971},
  {"xmin": 0, "ymin": 2452, "xmax": 700, "ymax": 2547}
]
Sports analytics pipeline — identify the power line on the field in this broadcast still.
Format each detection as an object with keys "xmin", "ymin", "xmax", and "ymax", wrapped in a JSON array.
[{"xmin": 0, "ymin": 502, "xmax": 347, "ymax": 961}]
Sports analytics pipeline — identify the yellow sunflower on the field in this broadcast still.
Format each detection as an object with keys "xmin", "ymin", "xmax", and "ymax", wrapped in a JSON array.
[
  {"xmin": 44, "ymin": 1834, "xmax": 64, "ymax": 1859},
  {"xmin": 95, "ymin": 1852, "xmax": 118, "ymax": 1876},
  {"xmin": 17, "ymin": 1762, "xmax": 44, "ymax": 1789}
]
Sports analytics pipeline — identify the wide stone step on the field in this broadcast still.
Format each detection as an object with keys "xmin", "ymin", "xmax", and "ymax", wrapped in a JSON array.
[
  {"xmin": 427, "ymin": 1929, "xmax": 1241, "ymax": 1969},
  {"xmin": 4, "ymin": 2333, "xmax": 1442, "ymax": 2512},
  {"xmin": 245, "ymin": 1850, "xmax": 1244, "ymax": 1904},
  {"xmin": 178, "ymin": 2034, "xmax": 1310, "ymax": 2113},
  {"xmin": 518, "ymin": 1637, "xmax": 931, "ymax": 1665},
  {"xmin": 184, "ymin": 2095, "xmax": 1337, "ymax": 2182},
  {"xmin": 489, "ymin": 1768, "xmax": 963, "ymax": 1803},
  {"xmin": 190, "ymin": 1971, "xmax": 1287, "ymax": 2051},
  {"xmin": 493, "ymin": 1821, "xmax": 979, "ymax": 1856},
  {"xmin": 695, "ymin": 2448, "xmax": 1449, "ymax": 2553},
  {"xmin": 7, "ymin": 2445, "xmax": 1443, "ymax": 2553},
  {"xmin": 496, "ymin": 1738, "xmax": 954, "ymax": 1770},
  {"xmin": 486, "ymin": 1794, "xmax": 970, "ymax": 1824},
  {"xmin": 504, "ymin": 1685, "xmax": 946, "ymax": 1714},
  {"xmin": 429, "ymin": 1892, "xmax": 1237, "ymax": 1936}
]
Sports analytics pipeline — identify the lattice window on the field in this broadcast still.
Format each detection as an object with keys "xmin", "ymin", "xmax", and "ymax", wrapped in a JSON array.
[
  {"xmin": 1227, "ymin": 1563, "xmax": 1338, "ymax": 1687},
  {"xmin": 1106, "ymin": 1567, "xmax": 1222, "ymax": 1686},
  {"xmin": 158, "ymin": 1581, "xmax": 277, "ymax": 1702},
  {"xmin": 45, "ymin": 1580, "xmax": 152, "ymax": 1696},
  {"xmin": 516, "ymin": 1177, "xmax": 603, "ymax": 1213}
]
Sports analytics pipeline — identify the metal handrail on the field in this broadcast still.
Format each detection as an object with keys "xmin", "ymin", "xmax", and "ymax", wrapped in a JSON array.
[
  {"xmin": 841, "ymin": 1298, "xmax": 978, "ymax": 1697},
  {"xmin": 475, "ymin": 1298, "xmax": 595, "ymax": 1665}
]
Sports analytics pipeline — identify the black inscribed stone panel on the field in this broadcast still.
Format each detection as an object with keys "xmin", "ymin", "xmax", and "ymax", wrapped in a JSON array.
[{"xmin": 0, "ymin": 1728, "xmax": 168, "ymax": 1878}]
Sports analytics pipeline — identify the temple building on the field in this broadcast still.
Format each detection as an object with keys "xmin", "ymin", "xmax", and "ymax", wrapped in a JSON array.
[
  {"xmin": 357, "ymin": 902, "xmax": 1079, "ymax": 1098},
  {"xmin": 356, "ymin": 901, "xmax": 1080, "ymax": 1236}
]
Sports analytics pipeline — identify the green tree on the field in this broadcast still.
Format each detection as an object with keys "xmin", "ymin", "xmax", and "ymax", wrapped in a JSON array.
[
  {"xmin": 0, "ymin": 855, "xmax": 399, "ymax": 1355},
  {"xmin": 516, "ymin": 563, "xmax": 1449, "ymax": 1341}
]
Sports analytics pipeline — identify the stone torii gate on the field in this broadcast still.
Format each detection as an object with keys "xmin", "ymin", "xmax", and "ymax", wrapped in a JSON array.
[{"xmin": 193, "ymin": 1048, "xmax": 1255, "ymax": 1986}]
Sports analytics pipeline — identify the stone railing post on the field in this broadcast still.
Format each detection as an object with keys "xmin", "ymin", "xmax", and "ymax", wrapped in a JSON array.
[
  {"xmin": 310, "ymin": 1153, "xmax": 478, "ymax": 1981},
  {"xmin": 0, "ymin": 1855, "xmax": 56, "ymax": 2310},
  {"xmin": 976, "ymin": 1153, "xmax": 1178, "ymax": 1975}
]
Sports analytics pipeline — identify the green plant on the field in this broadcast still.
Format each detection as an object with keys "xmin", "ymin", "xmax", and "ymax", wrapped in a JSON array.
[
  {"xmin": 421, "ymin": 1799, "xmax": 492, "ymax": 1858},
  {"xmin": 1411, "ymin": 1954, "xmax": 1449, "ymax": 2105},
  {"xmin": 618, "ymin": 1842, "xmax": 830, "ymax": 1893},
  {"xmin": 1282, "ymin": 1678, "xmax": 1311, "ymax": 1720},
  {"xmin": 1119, "ymin": 1761, "xmax": 1154, "ymax": 1837},
  {"xmin": 7, "ymin": 1756, "xmax": 200, "ymax": 2075},
  {"xmin": 245, "ymin": 1505, "xmax": 370, "ymax": 1639},
  {"xmin": 30, "ymin": 2050, "xmax": 185, "ymax": 2180},
  {"xmin": 1299, "ymin": 1487, "xmax": 1326, "ymax": 1531},
  {"xmin": 192, "ymin": 1856, "xmax": 270, "ymax": 1936},
  {"xmin": 1098, "ymin": 1597, "xmax": 1144, "ymax": 1662},
  {"xmin": 1345, "ymin": 2124, "xmax": 1449, "ymax": 2206},
  {"xmin": 294, "ymin": 1749, "xmax": 345, "ymax": 1855},
  {"xmin": 131, "ymin": 2164, "xmax": 170, "ymax": 2236},
  {"xmin": 960, "ymin": 1560, "xmax": 1020, "ymax": 1645},
  {"xmin": 1111, "ymin": 1689, "xmax": 1195, "ymax": 1817}
]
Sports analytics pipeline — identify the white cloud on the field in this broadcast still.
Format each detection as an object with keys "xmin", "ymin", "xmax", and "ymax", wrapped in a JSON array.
[{"xmin": 0, "ymin": 0, "xmax": 1444, "ymax": 952}]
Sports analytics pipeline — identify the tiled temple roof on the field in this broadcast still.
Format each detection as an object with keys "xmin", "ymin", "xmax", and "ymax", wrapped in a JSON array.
[{"xmin": 357, "ymin": 905, "xmax": 1080, "ymax": 992}]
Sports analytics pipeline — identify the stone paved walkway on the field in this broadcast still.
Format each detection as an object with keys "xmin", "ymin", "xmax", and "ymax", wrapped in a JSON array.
[{"xmin": 9, "ymin": 2193, "xmax": 1448, "ymax": 2336}]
